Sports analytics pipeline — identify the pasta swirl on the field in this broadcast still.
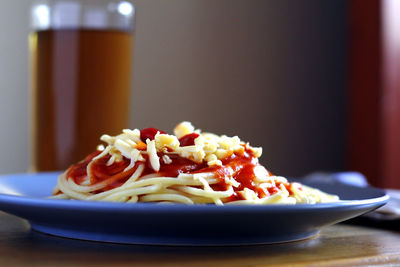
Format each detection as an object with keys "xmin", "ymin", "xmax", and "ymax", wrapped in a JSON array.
[{"xmin": 52, "ymin": 122, "xmax": 339, "ymax": 205}]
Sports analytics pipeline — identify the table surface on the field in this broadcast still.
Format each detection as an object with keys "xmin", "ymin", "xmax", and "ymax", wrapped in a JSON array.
[{"xmin": 0, "ymin": 211, "xmax": 399, "ymax": 267}]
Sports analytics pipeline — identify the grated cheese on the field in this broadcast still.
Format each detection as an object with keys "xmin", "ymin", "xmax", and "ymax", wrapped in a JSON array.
[{"xmin": 96, "ymin": 121, "xmax": 262, "ymax": 173}]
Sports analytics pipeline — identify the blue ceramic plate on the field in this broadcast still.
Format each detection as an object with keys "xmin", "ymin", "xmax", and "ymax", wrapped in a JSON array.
[{"xmin": 0, "ymin": 173, "xmax": 389, "ymax": 245}]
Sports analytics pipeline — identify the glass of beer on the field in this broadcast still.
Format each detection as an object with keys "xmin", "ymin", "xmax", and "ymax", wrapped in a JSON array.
[{"xmin": 29, "ymin": 0, "xmax": 135, "ymax": 171}]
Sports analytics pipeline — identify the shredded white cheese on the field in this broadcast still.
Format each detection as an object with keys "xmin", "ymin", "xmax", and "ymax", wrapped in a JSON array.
[
  {"xmin": 97, "ymin": 121, "xmax": 262, "ymax": 173},
  {"xmin": 146, "ymin": 139, "xmax": 160, "ymax": 172}
]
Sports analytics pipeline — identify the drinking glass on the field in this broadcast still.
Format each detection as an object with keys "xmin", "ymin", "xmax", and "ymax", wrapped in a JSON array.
[{"xmin": 29, "ymin": 0, "xmax": 135, "ymax": 171}]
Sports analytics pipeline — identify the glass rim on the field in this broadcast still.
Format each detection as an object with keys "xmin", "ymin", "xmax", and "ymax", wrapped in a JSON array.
[{"xmin": 30, "ymin": 0, "xmax": 135, "ymax": 32}]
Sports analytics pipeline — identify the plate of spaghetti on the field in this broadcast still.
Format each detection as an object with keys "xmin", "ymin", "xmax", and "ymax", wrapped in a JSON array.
[{"xmin": 0, "ymin": 122, "xmax": 389, "ymax": 245}]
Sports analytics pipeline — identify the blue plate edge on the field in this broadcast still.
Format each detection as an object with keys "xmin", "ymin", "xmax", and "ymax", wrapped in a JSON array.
[{"xmin": 0, "ymin": 172, "xmax": 390, "ymax": 212}]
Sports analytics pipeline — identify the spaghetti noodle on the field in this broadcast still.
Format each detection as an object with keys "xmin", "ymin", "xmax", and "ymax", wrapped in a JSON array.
[{"xmin": 52, "ymin": 122, "xmax": 339, "ymax": 204}]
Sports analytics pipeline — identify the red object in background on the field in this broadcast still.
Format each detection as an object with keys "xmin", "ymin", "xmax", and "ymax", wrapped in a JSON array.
[
  {"xmin": 348, "ymin": 0, "xmax": 382, "ymax": 187},
  {"xmin": 381, "ymin": 0, "xmax": 400, "ymax": 189},
  {"xmin": 349, "ymin": 0, "xmax": 400, "ymax": 189}
]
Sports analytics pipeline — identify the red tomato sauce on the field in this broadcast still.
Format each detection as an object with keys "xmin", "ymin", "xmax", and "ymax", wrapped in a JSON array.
[
  {"xmin": 66, "ymin": 147, "xmax": 291, "ymax": 200},
  {"xmin": 178, "ymin": 133, "xmax": 200, "ymax": 146},
  {"xmin": 140, "ymin": 128, "xmax": 166, "ymax": 142}
]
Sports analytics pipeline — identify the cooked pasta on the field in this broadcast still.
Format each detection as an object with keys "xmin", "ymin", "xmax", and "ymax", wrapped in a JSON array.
[{"xmin": 52, "ymin": 122, "xmax": 339, "ymax": 205}]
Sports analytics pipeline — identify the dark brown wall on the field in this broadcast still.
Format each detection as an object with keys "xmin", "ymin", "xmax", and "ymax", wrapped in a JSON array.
[{"xmin": 130, "ymin": 0, "xmax": 348, "ymax": 177}]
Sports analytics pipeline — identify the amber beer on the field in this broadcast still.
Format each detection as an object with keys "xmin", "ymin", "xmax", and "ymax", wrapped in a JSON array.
[{"xmin": 30, "ymin": 29, "xmax": 132, "ymax": 171}]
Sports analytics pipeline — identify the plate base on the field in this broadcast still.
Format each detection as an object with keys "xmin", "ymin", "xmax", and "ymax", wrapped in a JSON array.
[{"xmin": 30, "ymin": 222, "xmax": 320, "ymax": 246}]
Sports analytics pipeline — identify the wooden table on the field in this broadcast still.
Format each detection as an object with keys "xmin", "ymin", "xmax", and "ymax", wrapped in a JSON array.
[{"xmin": 0, "ymin": 211, "xmax": 399, "ymax": 266}]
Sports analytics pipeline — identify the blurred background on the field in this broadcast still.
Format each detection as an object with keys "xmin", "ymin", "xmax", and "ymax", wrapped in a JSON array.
[{"xmin": 0, "ymin": 1, "xmax": 398, "ymax": 188}]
